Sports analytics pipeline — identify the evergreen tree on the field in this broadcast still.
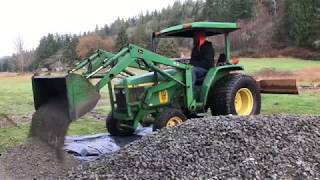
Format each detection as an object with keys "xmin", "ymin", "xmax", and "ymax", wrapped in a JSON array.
[
  {"xmin": 287, "ymin": 0, "xmax": 319, "ymax": 47},
  {"xmin": 203, "ymin": 0, "xmax": 254, "ymax": 21},
  {"xmin": 104, "ymin": 25, "xmax": 111, "ymax": 36},
  {"xmin": 95, "ymin": 25, "xmax": 99, "ymax": 33},
  {"xmin": 229, "ymin": 0, "xmax": 255, "ymax": 21},
  {"xmin": 203, "ymin": 0, "xmax": 217, "ymax": 21},
  {"xmin": 0, "ymin": 56, "xmax": 15, "ymax": 72},
  {"xmin": 35, "ymin": 34, "xmax": 60, "ymax": 65},
  {"xmin": 110, "ymin": 18, "xmax": 126, "ymax": 35},
  {"xmin": 157, "ymin": 39, "xmax": 180, "ymax": 58},
  {"xmin": 314, "ymin": 6, "xmax": 320, "ymax": 37},
  {"xmin": 131, "ymin": 24, "xmax": 149, "ymax": 49},
  {"xmin": 63, "ymin": 35, "xmax": 79, "ymax": 64},
  {"xmin": 115, "ymin": 26, "xmax": 129, "ymax": 51}
]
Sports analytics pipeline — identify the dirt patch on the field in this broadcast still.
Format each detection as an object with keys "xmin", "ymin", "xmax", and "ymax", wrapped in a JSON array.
[
  {"xmin": 299, "ymin": 85, "xmax": 320, "ymax": 93},
  {"xmin": 0, "ymin": 138, "xmax": 79, "ymax": 179},
  {"xmin": 269, "ymin": 48, "xmax": 320, "ymax": 60},
  {"xmin": 253, "ymin": 68, "xmax": 293, "ymax": 78},
  {"xmin": 0, "ymin": 114, "xmax": 17, "ymax": 128},
  {"xmin": 254, "ymin": 67, "xmax": 320, "ymax": 83},
  {"xmin": 294, "ymin": 67, "xmax": 320, "ymax": 83},
  {"xmin": 242, "ymin": 48, "xmax": 320, "ymax": 60},
  {"xmin": 29, "ymin": 99, "xmax": 72, "ymax": 159},
  {"xmin": 0, "ymin": 113, "xmax": 33, "ymax": 128},
  {"xmin": 254, "ymin": 67, "xmax": 320, "ymax": 92},
  {"xmin": 0, "ymin": 72, "xmax": 19, "ymax": 77}
]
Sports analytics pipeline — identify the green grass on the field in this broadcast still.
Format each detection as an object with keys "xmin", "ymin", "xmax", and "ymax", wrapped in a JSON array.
[
  {"xmin": 68, "ymin": 117, "xmax": 106, "ymax": 135},
  {"xmin": 0, "ymin": 123, "xmax": 29, "ymax": 153},
  {"xmin": 0, "ymin": 58, "xmax": 319, "ymax": 153},
  {"xmin": 240, "ymin": 57, "xmax": 320, "ymax": 74},
  {"xmin": 0, "ymin": 76, "xmax": 34, "ymax": 115},
  {"xmin": 262, "ymin": 93, "xmax": 320, "ymax": 114}
]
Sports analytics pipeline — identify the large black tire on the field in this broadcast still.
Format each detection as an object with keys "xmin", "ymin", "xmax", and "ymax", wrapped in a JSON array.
[
  {"xmin": 153, "ymin": 109, "xmax": 187, "ymax": 131},
  {"xmin": 209, "ymin": 74, "xmax": 261, "ymax": 116},
  {"xmin": 106, "ymin": 113, "xmax": 134, "ymax": 136}
]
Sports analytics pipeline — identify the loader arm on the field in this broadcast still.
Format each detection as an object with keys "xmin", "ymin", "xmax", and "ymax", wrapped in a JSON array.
[
  {"xmin": 88, "ymin": 44, "xmax": 195, "ymax": 111},
  {"xmin": 32, "ymin": 44, "xmax": 195, "ymax": 121},
  {"xmin": 85, "ymin": 44, "xmax": 191, "ymax": 91},
  {"xmin": 69, "ymin": 49, "xmax": 115, "ymax": 74}
]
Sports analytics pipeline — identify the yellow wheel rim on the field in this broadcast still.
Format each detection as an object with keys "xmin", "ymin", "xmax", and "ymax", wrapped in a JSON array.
[
  {"xmin": 166, "ymin": 116, "xmax": 183, "ymax": 128},
  {"xmin": 234, "ymin": 88, "xmax": 254, "ymax": 116}
]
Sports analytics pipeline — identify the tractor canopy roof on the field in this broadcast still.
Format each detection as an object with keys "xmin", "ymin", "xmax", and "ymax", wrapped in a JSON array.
[{"xmin": 154, "ymin": 22, "xmax": 239, "ymax": 38}]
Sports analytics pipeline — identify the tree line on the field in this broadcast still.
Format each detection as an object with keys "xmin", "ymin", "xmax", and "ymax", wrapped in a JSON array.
[{"xmin": 0, "ymin": 0, "xmax": 319, "ymax": 72}]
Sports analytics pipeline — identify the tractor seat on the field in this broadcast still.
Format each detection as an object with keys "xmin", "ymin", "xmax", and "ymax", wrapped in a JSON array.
[
  {"xmin": 217, "ymin": 53, "xmax": 227, "ymax": 66},
  {"xmin": 195, "ymin": 77, "xmax": 206, "ymax": 86},
  {"xmin": 195, "ymin": 54, "xmax": 226, "ymax": 85}
]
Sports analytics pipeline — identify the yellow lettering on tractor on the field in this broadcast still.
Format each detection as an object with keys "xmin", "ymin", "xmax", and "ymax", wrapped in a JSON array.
[{"xmin": 159, "ymin": 90, "xmax": 169, "ymax": 104}]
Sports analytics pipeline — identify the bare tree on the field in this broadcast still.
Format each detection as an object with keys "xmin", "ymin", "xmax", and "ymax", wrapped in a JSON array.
[
  {"xmin": 14, "ymin": 37, "xmax": 25, "ymax": 73},
  {"xmin": 76, "ymin": 33, "xmax": 114, "ymax": 58}
]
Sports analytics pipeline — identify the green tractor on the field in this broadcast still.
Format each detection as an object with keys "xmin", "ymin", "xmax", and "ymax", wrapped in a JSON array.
[{"xmin": 32, "ymin": 22, "xmax": 298, "ymax": 136}]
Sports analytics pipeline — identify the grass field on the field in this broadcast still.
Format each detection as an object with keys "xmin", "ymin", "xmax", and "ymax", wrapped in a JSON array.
[
  {"xmin": 240, "ymin": 58, "xmax": 320, "ymax": 74},
  {"xmin": 0, "ymin": 57, "xmax": 320, "ymax": 153}
]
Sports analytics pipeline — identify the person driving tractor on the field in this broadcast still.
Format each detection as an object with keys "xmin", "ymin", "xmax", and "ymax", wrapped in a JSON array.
[{"xmin": 190, "ymin": 31, "xmax": 215, "ymax": 85}]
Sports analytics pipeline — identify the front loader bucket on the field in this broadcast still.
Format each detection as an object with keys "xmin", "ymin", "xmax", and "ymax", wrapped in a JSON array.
[
  {"xmin": 256, "ymin": 79, "xmax": 299, "ymax": 95},
  {"xmin": 32, "ymin": 73, "xmax": 101, "ymax": 121}
]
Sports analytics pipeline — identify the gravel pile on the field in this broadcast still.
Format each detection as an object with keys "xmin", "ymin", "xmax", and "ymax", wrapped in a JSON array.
[
  {"xmin": 68, "ymin": 115, "xmax": 320, "ymax": 179},
  {"xmin": 0, "ymin": 138, "xmax": 79, "ymax": 179}
]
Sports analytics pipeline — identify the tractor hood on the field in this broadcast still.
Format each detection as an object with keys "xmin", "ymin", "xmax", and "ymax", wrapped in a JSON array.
[{"xmin": 115, "ymin": 69, "xmax": 178, "ymax": 88}]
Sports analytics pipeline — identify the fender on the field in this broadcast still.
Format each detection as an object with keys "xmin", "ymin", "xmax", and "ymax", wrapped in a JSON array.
[{"xmin": 200, "ymin": 65, "xmax": 244, "ymax": 106}]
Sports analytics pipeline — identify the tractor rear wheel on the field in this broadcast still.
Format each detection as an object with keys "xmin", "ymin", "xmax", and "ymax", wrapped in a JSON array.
[
  {"xmin": 153, "ymin": 109, "xmax": 187, "ymax": 131},
  {"xmin": 106, "ymin": 113, "xmax": 134, "ymax": 136},
  {"xmin": 210, "ymin": 74, "xmax": 261, "ymax": 116}
]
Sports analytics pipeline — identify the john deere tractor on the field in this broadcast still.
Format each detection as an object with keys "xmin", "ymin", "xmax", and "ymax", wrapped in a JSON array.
[{"xmin": 31, "ymin": 22, "xmax": 298, "ymax": 136}]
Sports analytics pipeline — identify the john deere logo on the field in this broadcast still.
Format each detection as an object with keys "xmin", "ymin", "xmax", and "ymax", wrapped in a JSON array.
[
  {"xmin": 159, "ymin": 90, "xmax": 169, "ymax": 104},
  {"xmin": 138, "ymin": 49, "xmax": 144, "ymax": 54}
]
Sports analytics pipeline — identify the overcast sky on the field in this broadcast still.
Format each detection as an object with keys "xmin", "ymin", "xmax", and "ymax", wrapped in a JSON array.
[{"xmin": 0, "ymin": 0, "xmax": 185, "ymax": 57}]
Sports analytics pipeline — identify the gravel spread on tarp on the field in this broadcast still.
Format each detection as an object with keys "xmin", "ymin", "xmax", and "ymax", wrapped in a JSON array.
[
  {"xmin": 68, "ymin": 115, "xmax": 320, "ymax": 179},
  {"xmin": 0, "ymin": 138, "xmax": 79, "ymax": 179}
]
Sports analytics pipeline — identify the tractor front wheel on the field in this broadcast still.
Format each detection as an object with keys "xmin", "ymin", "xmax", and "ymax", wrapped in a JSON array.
[
  {"xmin": 210, "ymin": 74, "xmax": 261, "ymax": 116},
  {"xmin": 106, "ymin": 113, "xmax": 134, "ymax": 136},
  {"xmin": 153, "ymin": 109, "xmax": 187, "ymax": 131}
]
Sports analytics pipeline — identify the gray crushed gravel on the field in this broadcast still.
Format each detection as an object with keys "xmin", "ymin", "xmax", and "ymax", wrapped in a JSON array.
[
  {"xmin": 0, "ymin": 138, "xmax": 79, "ymax": 179},
  {"xmin": 68, "ymin": 115, "xmax": 320, "ymax": 179}
]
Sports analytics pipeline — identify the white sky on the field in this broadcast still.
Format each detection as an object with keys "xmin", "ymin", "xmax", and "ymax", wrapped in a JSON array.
[{"xmin": 0, "ymin": 0, "xmax": 185, "ymax": 57}]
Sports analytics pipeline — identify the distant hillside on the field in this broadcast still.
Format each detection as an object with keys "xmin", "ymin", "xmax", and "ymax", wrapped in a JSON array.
[{"xmin": 1, "ymin": 0, "xmax": 319, "ymax": 72}]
